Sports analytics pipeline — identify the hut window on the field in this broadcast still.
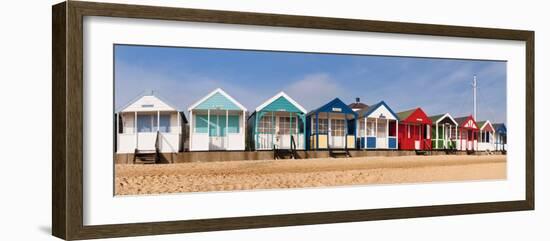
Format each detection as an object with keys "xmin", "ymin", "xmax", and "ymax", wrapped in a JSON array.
[
  {"xmin": 258, "ymin": 115, "xmax": 274, "ymax": 133},
  {"xmin": 158, "ymin": 114, "xmax": 170, "ymax": 133},
  {"xmin": 319, "ymin": 118, "xmax": 329, "ymax": 133},
  {"xmin": 313, "ymin": 118, "xmax": 328, "ymax": 134},
  {"xmin": 227, "ymin": 115, "xmax": 240, "ymax": 134},
  {"xmin": 377, "ymin": 119, "xmax": 387, "ymax": 138},
  {"xmin": 279, "ymin": 117, "xmax": 291, "ymax": 134},
  {"xmin": 195, "ymin": 115, "xmax": 209, "ymax": 133},
  {"xmin": 137, "ymin": 114, "xmax": 156, "ymax": 133},
  {"xmin": 358, "ymin": 119, "xmax": 366, "ymax": 137},
  {"xmin": 331, "ymin": 119, "xmax": 345, "ymax": 136},
  {"xmin": 367, "ymin": 119, "xmax": 375, "ymax": 136},
  {"xmin": 407, "ymin": 125, "xmax": 410, "ymax": 138},
  {"xmin": 424, "ymin": 125, "xmax": 430, "ymax": 139},
  {"xmin": 388, "ymin": 120, "xmax": 396, "ymax": 137}
]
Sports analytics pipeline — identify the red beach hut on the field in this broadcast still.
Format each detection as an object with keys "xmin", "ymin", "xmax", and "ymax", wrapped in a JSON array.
[
  {"xmin": 454, "ymin": 115, "xmax": 479, "ymax": 151},
  {"xmin": 397, "ymin": 108, "xmax": 433, "ymax": 150}
]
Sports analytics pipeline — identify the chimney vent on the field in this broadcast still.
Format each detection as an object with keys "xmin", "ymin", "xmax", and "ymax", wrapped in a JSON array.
[{"xmin": 356, "ymin": 97, "xmax": 360, "ymax": 103}]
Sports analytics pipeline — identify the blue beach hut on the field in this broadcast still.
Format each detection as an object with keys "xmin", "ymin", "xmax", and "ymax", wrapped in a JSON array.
[
  {"xmin": 306, "ymin": 98, "xmax": 357, "ymax": 150},
  {"xmin": 493, "ymin": 123, "xmax": 507, "ymax": 151}
]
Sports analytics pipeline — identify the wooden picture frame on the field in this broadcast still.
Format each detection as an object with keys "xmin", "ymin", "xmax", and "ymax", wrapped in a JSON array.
[{"xmin": 52, "ymin": 1, "xmax": 534, "ymax": 240}]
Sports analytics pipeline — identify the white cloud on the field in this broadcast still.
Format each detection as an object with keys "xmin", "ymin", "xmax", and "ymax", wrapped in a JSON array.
[{"xmin": 284, "ymin": 73, "xmax": 346, "ymax": 111}]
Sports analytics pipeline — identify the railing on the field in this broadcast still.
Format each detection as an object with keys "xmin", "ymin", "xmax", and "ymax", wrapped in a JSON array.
[
  {"xmin": 154, "ymin": 131, "xmax": 160, "ymax": 163},
  {"xmin": 290, "ymin": 135, "xmax": 297, "ymax": 159}
]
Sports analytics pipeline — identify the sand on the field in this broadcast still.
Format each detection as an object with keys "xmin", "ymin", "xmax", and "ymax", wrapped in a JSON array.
[{"xmin": 115, "ymin": 154, "xmax": 506, "ymax": 195}]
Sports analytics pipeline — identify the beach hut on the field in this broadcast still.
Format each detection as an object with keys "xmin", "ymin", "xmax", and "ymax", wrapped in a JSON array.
[
  {"xmin": 115, "ymin": 92, "xmax": 187, "ymax": 155},
  {"xmin": 454, "ymin": 115, "xmax": 479, "ymax": 151},
  {"xmin": 396, "ymin": 108, "xmax": 432, "ymax": 150},
  {"xmin": 429, "ymin": 113, "xmax": 458, "ymax": 149},
  {"xmin": 188, "ymin": 88, "xmax": 247, "ymax": 151},
  {"xmin": 356, "ymin": 101, "xmax": 399, "ymax": 149},
  {"xmin": 247, "ymin": 92, "xmax": 307, "ymax": 150},
  {"xmin": 477, "ymin": 120, "xmax": 496, "ymax": 151},
  {"xmin": 348, "ymin": 97, "xmax": 368, "ymax": 112},
  {"xmin": 306, "ymin": 98, "xmax": 357, "ymax": 150},
  {"xmin": 493, "ymin": 123, "xmax": 507, "ymax": 151}
]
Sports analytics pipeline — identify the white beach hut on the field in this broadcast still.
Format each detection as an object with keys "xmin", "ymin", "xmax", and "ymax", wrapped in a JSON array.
[
  {"xmin": 116, "ymin": 92, "xmax": 186, "ymax": 160},
  {"xmin": 188, "ymin": 88, "xmax": 247, "ymax": 151},
  {"xmin": 477, "ymin": 120, "xmax": 496, "ymax": 151}
]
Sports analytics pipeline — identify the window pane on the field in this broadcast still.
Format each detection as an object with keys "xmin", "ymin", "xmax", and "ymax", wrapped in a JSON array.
[
  {"xmin": 259, "ymin": 115, "xmax": 274, "ymax": 133},
  {"xmin": 377, "ymin": 119, "xmax": 387, "ymax": 138},
  {"xmin": 367, "ymin": 119, "xmax": 375, "ymax": 136},
  {"xmin": 137, "ymin": 114, "xmax": 152, "ymax": 133},
  {"xmin": 209, "ymin": 115, "xmax": 218, "ymax": 137},
  {"xmin": 227, "ymin": 115, "xmax": 240, "ymax": 134},
  {"xmin": 331, "ymin": 119, "xmax": 345, "ymax": 136},
  {"xmin": 195, "ymin": 115, "xmax": 208, "ymax": 133},
  {"xmin": 279, "ymin": 117, "xmax": 290, "ymax": 134},
  {"xmin": 158, "ymin": 114, "xmax": 170, "ymax": 132},
  {"xmin": 319, "ymin": 118, "xmax": 328, "ymax": 133}
]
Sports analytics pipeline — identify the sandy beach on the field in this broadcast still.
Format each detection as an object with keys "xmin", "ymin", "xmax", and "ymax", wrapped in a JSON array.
[{"xmin": 115, "ymin": 154, "xmax": 506, "ymax": 195}]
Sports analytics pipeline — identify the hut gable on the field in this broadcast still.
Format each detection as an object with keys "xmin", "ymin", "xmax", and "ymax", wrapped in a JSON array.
[
  {"xmin": 494, "ymin": 123, "xmax": 507, "ymax": 134},
  {"xmin": 119, "ymin": 94, "xmax": 178, "ymax": 112},
  {"xmin": 429, "ymin": 113, "xmax": 458, "ymax": 125},
  {"xmin": 255, "ymin": 92, "xmax": 306, "ymax": 113},
  {"xmin": 479, "ymin": 120, "xmax": 495, "ymax": 132},
  {"xmin": 357, "ymin": 101, "xmax": 398, "ymax": 120},
  {"xmin": 188, "ymin": 88, "xmax": 246, "ymax": 111},
  {"xmin": 307, "ymin": 98, "xmax": 355, "ymax": 116},
  {"xmin": 396, "ymin": 108, "xmax": 432, "ymax": 124},
  {"xmin": 455, "ymin": 115, "xmax": 479, "ymax": 129}
]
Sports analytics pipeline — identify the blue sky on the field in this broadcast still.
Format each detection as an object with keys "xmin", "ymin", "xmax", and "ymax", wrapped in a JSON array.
[{"xmin": 115, "ymin": 45, "xmax": 507, "ymax": 123}]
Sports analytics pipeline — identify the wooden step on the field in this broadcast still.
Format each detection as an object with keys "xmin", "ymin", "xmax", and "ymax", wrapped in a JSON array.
[
  {"xmin": 134, "ymin": 151, "xmax": 158, "ymax": 164},
  {"xmin": 329, "ymin": 149, "xmax": 351, "ymax": 158},
  {"xmin": 274, "ymin": 149, "xmax": 295, "ymax": 159}
]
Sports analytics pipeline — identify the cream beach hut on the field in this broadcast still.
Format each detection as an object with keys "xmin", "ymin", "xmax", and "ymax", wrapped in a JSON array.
[
  {"xmin": 188, "ymin": 88, "xmax": 247, "ymax": 151},
  {"xmin": 477, "ymin": 120, "xmax": 496, "ymax": 151},
  {"xmin": 247, "ymin": 92, "xmax": 307, "ymax": 151},
  {"xmin": 115, "ymin": 92, "xmax": 186, "ymax": 163}
]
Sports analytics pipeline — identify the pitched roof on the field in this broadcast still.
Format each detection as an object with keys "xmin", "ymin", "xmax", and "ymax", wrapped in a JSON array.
[
  {"xmin": 454, "ymin": 116, "xmax": 473, "ymax": 125},
  {"xmin": 356, "ymin": 101, "xmax": 398, "ymax": 119},
  {"xmin": 188, "ymin": 88, "xmax": 247, "ymax": 111},
  {"xmin": 478, "ymin": 120, "xmax": 495, "ymax": 132},
  {"xmin": 254, "ymin": 91, "xmax": 307, "ymax": 113},
  {"xmin": 429, "ymin": 114, "xmax": 445, "ymax": 122},
  {"xmin": 307, "ymin": 98, "xmax": 357, "ymax": 116},
  {"xmin": 429, "ymin": 113, "xmax": 458, "ymax": 125},
  {"xmin": 396, "ymin": 108, "xmax": 417, "ymax": 121},
  {"xmin": 396, "ymin": 108, "xmax": 432, "ymax": 124},
  {"xmin": 348, "ymin": 102, "xmax": 368, "ymax": 110},
  {"xmin": 117, "ymin": 91, "xmax": 179, "ymax": 113},
  {"xmin": 493, "ymin": 123, "xmax": 507, "ymax": 134},
  {"xmin": 454, "ymin": 115, "xmax": 479, "ymax": 129}
]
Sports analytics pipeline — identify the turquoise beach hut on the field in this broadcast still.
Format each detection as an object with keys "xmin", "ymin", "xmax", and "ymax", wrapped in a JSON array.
[
  {"xmin": 247, "ymin": 92, "xmax": 307, "ymax": 151},
  {"xmin": 188, "ymin": 88, "xmax": 247, "ymax": 151}
]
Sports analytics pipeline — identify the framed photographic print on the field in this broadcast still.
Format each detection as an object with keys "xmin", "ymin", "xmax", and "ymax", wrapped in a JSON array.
[{"xmin": 52, "ymin": 1, "xmax": 534, "ymax": 240}]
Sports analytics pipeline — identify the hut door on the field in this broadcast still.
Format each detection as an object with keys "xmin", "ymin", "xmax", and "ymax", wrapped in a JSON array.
[
  {"xmin": 208, "ymin": 114, "xmax": 226, "ymax": 150},
  {"xmin": 330, "ymin": 119, "xmax": 345, "ymax": 148},
  {"xmin": 414, "ymin": 125, "xmax": 421, "ymax": 150},
  {"xmin": 376, "ymin": 119, "xmax": 387, "ymax": 148},
  {"xmin": 277, "ymin": 116, "xmax": 290, "ymax": 149}
]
